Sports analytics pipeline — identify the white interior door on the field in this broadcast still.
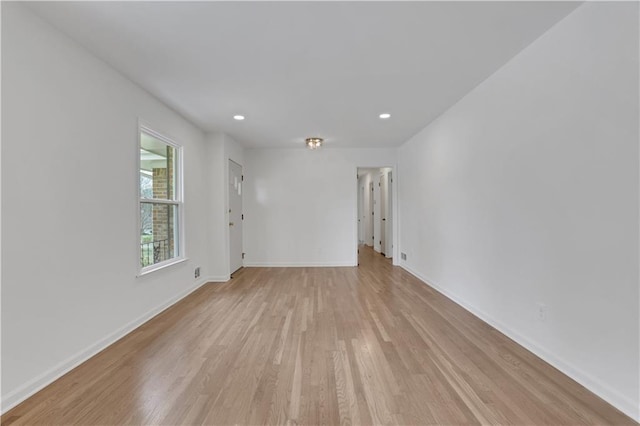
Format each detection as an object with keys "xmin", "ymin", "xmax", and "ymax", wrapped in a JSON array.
[
  {"xmin": 229, "ymin": 160, "xmax": 243, "ymax": 274},
  {"xmin": 380, "ymin": 174, "xmax": 386, "ymax": 255},
  {"xmin": 358, "ymin": 180, "xmax": 365, "ymax": 244},
  {"xmin": 386, "ymin": 172, "xmax": 393, "ymax": 258},
  {"xmin": 368, "ymin": 181, "xmax": 374, "ymax": 246}
]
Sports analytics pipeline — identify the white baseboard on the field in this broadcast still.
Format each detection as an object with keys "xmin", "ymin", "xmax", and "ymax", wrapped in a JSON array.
[
  {"xmin": 243, "ymin": 261, "xmax": 355, "ymax": 267},
  {"xmin": 400, "ymin": 263, "xmax": 640, "ymax": 423},
  {"xmin": 1, "ymin": 276, "xmax": 215, "ymax": 415},
  {"xmin": 207, "ymin": 274, "xmax": 230, "ymax": 282}
]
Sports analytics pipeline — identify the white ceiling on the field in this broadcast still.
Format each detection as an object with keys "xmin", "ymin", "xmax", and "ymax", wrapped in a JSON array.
[{"xmin": 27, "ymin": 1, "xmax": 578, "ymax": 148}]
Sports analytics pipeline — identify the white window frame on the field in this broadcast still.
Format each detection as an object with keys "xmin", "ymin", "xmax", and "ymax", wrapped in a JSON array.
[{"xmin": 137, "ymin": 123, "xmax": 185, "ymax": 276}]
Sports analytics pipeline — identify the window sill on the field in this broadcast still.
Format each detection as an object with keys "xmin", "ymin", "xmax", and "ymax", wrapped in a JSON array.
[{"xmin": 137, "ymin": 257, "xmax": 188, "ymax": 277}]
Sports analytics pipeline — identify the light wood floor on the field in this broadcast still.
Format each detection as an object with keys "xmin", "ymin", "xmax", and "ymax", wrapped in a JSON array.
[{"xmin": 3, "ymin": 246, "xmax": 636, "ymax": 425}]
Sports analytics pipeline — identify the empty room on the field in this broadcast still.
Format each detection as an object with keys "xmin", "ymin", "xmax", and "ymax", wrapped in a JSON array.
[{"xmin": 1, "ymin": 1, "xmax": 638, "ymax": 425}]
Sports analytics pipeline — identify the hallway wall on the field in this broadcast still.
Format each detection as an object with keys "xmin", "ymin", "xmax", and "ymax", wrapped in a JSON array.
[
  {"xmin": 396, "ymin": 2, "xmax": 639, "ymax": 420},
  {"xmin": 243, "ymin": 148, "xmax": 396, "ymax": 266}
]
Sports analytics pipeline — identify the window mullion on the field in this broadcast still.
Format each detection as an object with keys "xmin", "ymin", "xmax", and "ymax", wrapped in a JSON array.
[{"xmin": 140, "ymin": 198, "xmax": 179, "ymax": 205}]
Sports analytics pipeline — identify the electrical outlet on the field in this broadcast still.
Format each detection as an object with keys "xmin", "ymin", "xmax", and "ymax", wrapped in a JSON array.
[
  {"xmin": 537, "ymin": 303, "xmax": 548, "ymax": 321},
  {"xmin": 194, "ymin": 267, "xmax": 200, "ymax": 279},
  {"xmin": 401, "ymin": 252, "xmax": 407, "ymax": 260}
]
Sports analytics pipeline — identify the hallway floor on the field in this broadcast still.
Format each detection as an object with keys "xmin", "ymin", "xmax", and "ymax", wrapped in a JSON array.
[{"xmin": 3, "ymin": 246, "xmax": 635, "ymax": 425}]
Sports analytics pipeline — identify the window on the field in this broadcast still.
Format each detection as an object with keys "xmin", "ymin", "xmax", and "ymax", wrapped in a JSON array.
[{"xmin": 139, "ymin": 126, "xmax": 183, "ymax": 273}]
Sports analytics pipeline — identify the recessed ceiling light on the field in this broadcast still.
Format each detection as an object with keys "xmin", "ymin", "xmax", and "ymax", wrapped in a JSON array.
[
  {"xmin": 233, "ymin": 115, "xmax": 245, "ymax": 120},
  {"xmin": 379, "ymin": 113, "xmax": 391, "ymax": 119}
]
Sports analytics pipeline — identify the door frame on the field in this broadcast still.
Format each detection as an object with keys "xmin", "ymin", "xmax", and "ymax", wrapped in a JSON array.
[{"xmin": 355, "ymin": 166, "xmax": 397, "ymax": 266}]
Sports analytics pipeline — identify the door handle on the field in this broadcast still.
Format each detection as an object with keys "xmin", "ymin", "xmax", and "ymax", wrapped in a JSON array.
[{"xmin": 229, "ymin": 222, "xmax": 234, "ymax": 226}]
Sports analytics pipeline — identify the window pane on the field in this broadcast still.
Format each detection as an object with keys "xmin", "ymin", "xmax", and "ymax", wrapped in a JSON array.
[
  {"xmin": 140, "ymin": 173, "xmax": 153, "ymax": 199},
  {"xmin": 140, "ymin": 203, "xmax": 178, "ymax": 267},
  {"xmin": 140, "ymin": 131, "xmax": 176, "ymax": 200}
]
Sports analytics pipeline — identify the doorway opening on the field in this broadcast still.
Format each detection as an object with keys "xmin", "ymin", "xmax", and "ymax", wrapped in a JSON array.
[{"xmin": 356, "ymin": 167, "xmax": 393, "ymax": 264}]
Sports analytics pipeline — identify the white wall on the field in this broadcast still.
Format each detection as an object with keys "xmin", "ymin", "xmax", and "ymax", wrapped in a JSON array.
[
  {"xmin": 1, "ymin": 3, "xmax": 227, "ymax": 411},
  {"xmin": 205, "ymin": 133, "xmax": 245, "ymax": 278},
  {"xmin": 243, "ymin": 148, "xmax": 396, "ymax": 266},
  {"xmin": 397, "ymin": 2, "xmax": 639, "ymax": 420},
  {"xmin": 381, "ymin": 168, "xmax": 392, "ymax": 257},
  {"xmin": 205, "ymin": 133, "xmax": 228, "ymax": 279}
]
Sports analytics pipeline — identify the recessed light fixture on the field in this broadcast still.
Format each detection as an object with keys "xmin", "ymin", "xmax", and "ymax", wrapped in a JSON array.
[
  {"xmin": 379, "ymin": 113, "xmax": 391, "ymax": 119},
  {"xmin": 233, "ymin": 115, "xmax": 245, "ymax": 121},
  {"xmin": 305, "ymin": 137, "xmax": 323, "ymax": 150}
]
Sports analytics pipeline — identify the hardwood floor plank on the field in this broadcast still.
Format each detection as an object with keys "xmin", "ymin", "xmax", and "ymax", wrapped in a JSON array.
[
  {"xmin": 2, "ymin": 246, "xmax": 636, "ymax": 425},
  {"xmin": 333, "ymin": 340, "xmax": 362, "ymax": 426},
  {"xmin": 274, "ymin": 308, "xmax": 294, "ymax": 366},
  {"xmin": 351, "ymin": 337, "xmax": 395, "ymax": 425}
]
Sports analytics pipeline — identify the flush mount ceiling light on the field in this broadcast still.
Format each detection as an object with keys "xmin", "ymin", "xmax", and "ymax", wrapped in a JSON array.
[
  {"xmin": 233, "ymin": 115, "xmax": 245, "ymax": 120},
  {"xmin": 379, "ymin": 113, "xmax": 391, "ymax": 119},
  {"xmin": 305, "ymin": 137, "xmax": 323, "ymax": 150}
]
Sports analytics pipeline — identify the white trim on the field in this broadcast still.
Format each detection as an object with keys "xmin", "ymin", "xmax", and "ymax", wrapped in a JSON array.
[
  {"xmin": 138, "ymin": 124, "xmax": 181, "ymax": 151},
  {"xmin": 0, "ymin": 276, "xmax": 214, "ymax": 415},
  {"xmin": 137, "ymin": 256, "xmax": 187, "ymax": 277},
  {"xmin": 243, "ymin": 261, "xmax": 355, "ymax": 267},
  {"xmin": 399, "ymin": 263, "xmax": 640, "ymax": 423},
  {"xmin": 207, "ymin": 274, "xmax": 231, "ymax": 282}
]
